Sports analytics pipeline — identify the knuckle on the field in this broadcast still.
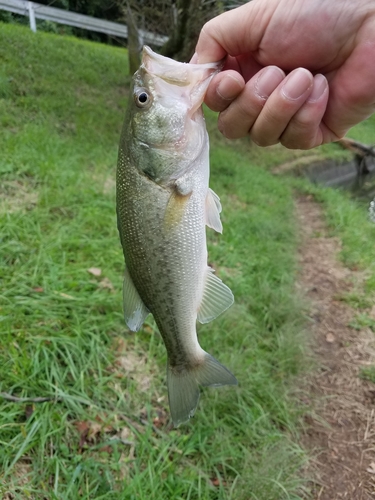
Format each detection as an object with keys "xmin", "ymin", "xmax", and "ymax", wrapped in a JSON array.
[
  {"xmin": 280, "ymin": 129, "xmax": 319, "ymax": 150},
  {"xmin": 201, "ymin": 19, "xmax": 216, "ymax": 38},
  {"xmin": 280, "ymin": 137, "xmax": 312, "ymax": 150},
  {"xmin": 206, "ymin": 91, "xmax": 228, "ymax": 113},
  {"xmin": 258, "ymin": 106, "xmax": 288, "ymax": 131},
  {"xmin": 250, "ymin": 129, "xmax": 278, "ymax": 147},
  {"xmin": 291, "ymin": 113, "xmax": 317, "ymax": 131},
  {"xmin": 280, "ymin": 108, "xmax": 324, "ymax": 149},
  {"xmin": 232, "ymin": 90, "xmax": 265, "ymax": 122},
  {"xmin": 219, "ymin": 123, "xmax": 241, "ymax": 139}
]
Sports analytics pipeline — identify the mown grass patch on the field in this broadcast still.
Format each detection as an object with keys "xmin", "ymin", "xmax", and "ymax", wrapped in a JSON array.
[{"xmin": 0, "ymin": 23, "xmax": 311, "ymax": 499}]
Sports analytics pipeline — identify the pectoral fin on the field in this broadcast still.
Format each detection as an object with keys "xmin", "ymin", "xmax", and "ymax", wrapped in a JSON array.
[
  {"xmin": 206, "ymin": 188, "xmax": 222, "ymax": 233},
  {"xmin": 164, "ymin": 187, "xmax": 192, "ymax": 232},
  {"xmin": 123, "ymin": 267, "xmax": 149, "ymax": 331},
  {"xmin": 197, "ymin": 268, "xmax": 234, "ymax": 324}
]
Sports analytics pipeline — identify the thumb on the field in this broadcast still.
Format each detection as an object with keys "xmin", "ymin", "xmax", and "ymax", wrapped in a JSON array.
[{"xmin": 195, "ymin": 1, "xmax": 269, "ymax": 63}]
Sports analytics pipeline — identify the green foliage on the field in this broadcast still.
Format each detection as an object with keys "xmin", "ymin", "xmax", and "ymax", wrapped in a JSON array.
[
  {"xmin": 359, "ymin": 366, "xmax": 375, "ymax": 384},
  {"xmin": 291, "ymin": 173, "xmax": 375, "ymax": 311},
  {"xmin": 345, "ymin": 114, "xmax": 375, "ymax": 145},
  {"xmin": 0, "ymin": 23, "xmax": 310, "ymax": 499},
  {"xmin": 349, "ymin": 314, "xmax": 375, "ymax": 332},
  {"xmin": 289, "ymin": 145, "xmax": 375, "ymax": 394}
]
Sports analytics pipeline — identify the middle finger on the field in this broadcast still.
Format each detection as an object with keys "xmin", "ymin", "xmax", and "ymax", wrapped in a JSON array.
[
  {"xmin": 217, "ymin": 65, "xmax": 285, "ymax": 139},
  {"xmin": 250, "ymin": 68, "xmax": 314, "ymax": 146}
]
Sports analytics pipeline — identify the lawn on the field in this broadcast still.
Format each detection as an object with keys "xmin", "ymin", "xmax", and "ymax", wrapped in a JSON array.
[{"xmin": 1, "ymin": 21, "xmax": 374, "ymax": 500}]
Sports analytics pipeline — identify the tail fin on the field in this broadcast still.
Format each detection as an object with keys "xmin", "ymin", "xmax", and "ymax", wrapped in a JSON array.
[{"xmin": 167, "ymin": 353, "xmax": 237, "ymax": 427}]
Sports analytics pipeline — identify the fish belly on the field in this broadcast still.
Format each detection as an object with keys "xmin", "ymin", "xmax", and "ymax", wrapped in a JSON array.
[
  {"xmin": 117, "ymin": 163, "xmax": 206, "ymax": 364},
  {"xmin": 117, "ymin": 154, "xmax": 237, "ymax": 427}
]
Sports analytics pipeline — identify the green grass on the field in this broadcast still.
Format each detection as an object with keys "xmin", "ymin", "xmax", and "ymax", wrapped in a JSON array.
[
  {"xmin": 287, "ymin": 131, "xmax": 375, "ymax": 396},
  {"xmin": 2, "ymin": 20, "xmax": 375, "ymax": 500},
  {"xmin": 360, "ymin": 366, "xmax": 375, "ymax": 384},
  {"xmin": 350, "ymin": 313, "xmax": 375, "ymax": 332},
  {"xmin": 344, "ymin": 114, "xmax": 375, "ymax": 145},
  {"xmin": 0, "ymin": 22, "xmax": 339, "ymax": 500},
  {"xmin": 291, "ymin": 174, "xmax": 375, "ymax": 306}
]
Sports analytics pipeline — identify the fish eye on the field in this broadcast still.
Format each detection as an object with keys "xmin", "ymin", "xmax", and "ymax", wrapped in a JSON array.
[{"xmin": 134, "ymin": 89, "xmax": 151, "ymax": 108}]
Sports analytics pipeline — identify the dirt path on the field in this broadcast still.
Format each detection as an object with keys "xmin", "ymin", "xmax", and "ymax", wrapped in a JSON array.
[{"xmin": 297, "ymin": 195, "xmax": 375, "ymax": 500}]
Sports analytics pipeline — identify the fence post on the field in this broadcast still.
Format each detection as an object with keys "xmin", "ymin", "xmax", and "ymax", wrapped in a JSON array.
[{"xmin": 27, "ymin": 2, "xmax": 37, "ymax": 32}]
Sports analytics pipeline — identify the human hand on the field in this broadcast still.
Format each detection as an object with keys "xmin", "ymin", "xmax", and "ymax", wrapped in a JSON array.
[{"xmin": 194, "ymin": 0, "xmax": 375, "ymax": 149}]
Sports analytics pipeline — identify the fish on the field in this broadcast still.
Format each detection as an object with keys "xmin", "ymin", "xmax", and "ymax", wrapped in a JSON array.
[{"xmin": 116, "ymin": 46, "xmax": 237, "ymax": 427}]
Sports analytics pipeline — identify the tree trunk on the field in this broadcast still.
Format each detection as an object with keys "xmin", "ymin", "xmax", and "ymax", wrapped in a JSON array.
[
  {"xmin": 127, "ymin": 3, "xmax": 141, "ymax": 75},
  {"xmin": 160, "ymin": 0, "xmax": 202, "ymax": 62}
]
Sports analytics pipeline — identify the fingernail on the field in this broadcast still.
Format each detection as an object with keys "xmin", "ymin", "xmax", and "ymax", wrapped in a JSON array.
[
  {"xmin": 307, "ymin": 74, "xmax": 328, "ymax": 102},
  {"xmin": 217, "ymin": 74, "xmax": 243, "ymax": 101},
  {"xmin": 255, "ymin": 66, "xmax": 285, "ymax": 99},
  {"xmin": 281, "ymin": 68, "xmax": 313, "ymax": 100},
  {"xmin": 190, "ymin": 52, "xmax": 199, "ymax": 64}
]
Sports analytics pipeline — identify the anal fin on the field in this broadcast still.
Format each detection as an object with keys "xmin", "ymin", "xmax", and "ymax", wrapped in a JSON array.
[
  {"xmin": 197, "ymin": 267, "xmax": 234, "ymax": 324},
  {"xmin": 123, "ymin": 266, "xmax": 149, "ymax": 331}
]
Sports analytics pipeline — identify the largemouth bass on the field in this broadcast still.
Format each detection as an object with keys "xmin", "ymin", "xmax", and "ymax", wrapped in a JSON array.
[{"xmin": 116, "ymin": 46, "xmax": 237, "ymax": 426}]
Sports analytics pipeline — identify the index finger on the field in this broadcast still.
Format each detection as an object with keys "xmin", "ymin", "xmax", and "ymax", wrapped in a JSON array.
[{"xmin": 195, "ymin": 2, "xmax": 267, "ymax": 63}]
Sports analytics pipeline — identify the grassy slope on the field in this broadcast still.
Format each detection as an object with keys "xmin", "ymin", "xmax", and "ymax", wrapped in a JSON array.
[
  {"xmin": 0, "ymin": 22, "xmax": 355, "ymax": 499},
  {"xmin": 289, "ymin": 107, "xmax": 375, "ymax": 316},
  {"xmin": 292, "ymin": 160, "xmax": 375, "ymax": 337},
  {"xmin": 288, "ymin": 107, "xmax": 375, "ymax": 387}
]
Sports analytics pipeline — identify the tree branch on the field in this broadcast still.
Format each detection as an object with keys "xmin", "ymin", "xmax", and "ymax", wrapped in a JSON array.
[{"xmin": 338, "ymin": 138, "xmax": 375, "ymax": 158}]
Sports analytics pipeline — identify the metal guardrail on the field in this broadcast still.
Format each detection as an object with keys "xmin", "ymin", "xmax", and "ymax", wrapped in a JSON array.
[{"xmin": 0, "ymin": 0, "xmax": 168, "ymax": 46}]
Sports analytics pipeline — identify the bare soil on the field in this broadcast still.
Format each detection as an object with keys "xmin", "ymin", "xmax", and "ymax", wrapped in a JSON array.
[{"xmin": 297, "ymin": 195, "xmax": 375, "ymax": 499}]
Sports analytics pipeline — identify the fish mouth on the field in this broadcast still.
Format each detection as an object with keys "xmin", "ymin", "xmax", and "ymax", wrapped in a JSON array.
[{"xmin": 141, "ymin": 46, "xmax": 222, "ymax": 113}]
